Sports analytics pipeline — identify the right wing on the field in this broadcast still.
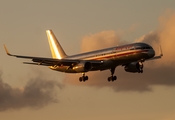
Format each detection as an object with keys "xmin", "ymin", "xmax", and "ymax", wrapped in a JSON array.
[{"xmin": 147, "ymin": 45, "xmax": 163, "ymax": 61}]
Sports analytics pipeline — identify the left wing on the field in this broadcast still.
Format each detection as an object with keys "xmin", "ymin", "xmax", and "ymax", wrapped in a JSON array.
[{"xmin": 4, "ymin": 45, "xmax": 103, "ymax": 67}]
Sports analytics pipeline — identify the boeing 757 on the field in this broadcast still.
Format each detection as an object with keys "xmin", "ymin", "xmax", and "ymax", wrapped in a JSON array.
[{"xmin": 4, "ymin": 30, "xmax": 163, "ymax": 82}]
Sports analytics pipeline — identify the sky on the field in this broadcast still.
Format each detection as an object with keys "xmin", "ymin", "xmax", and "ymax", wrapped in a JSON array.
[{"xmin": 0, "ymin": 0, "xmax": 175, "ymax": 120}]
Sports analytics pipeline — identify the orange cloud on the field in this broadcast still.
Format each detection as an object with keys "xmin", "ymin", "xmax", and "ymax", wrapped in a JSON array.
[
  {"xmin": 81, "ymin": 30, "xmax": 122, "ymax": 52},
  {"xmin": 137, "ymin": 9, "xmax": 175, "ymax": 67},
  {"xmin": 64, "ymin": 9, "xmax": 175, "ymax": 92}
]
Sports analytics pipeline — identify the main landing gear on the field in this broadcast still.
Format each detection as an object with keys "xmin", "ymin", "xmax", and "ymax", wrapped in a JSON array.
[
  {"xmin": 79, "ymin": 73, "xmax": 88, "ymax": 82},
  {"xmin": 107, "ymin": 67, "xmax": 117, "ymax": 82},
  {"xmin": 79, "ymin": 67, "xmax": 118, "ymax": 82}
]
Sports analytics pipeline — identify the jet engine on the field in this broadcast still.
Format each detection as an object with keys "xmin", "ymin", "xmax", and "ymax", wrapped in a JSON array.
[
  {"xmin": 72, "ymin": 62, "xmax": 92, "ymax": 72},
  {"xmin": 124, "ymin": 62, "xmax": 143, "ymax": 73}
]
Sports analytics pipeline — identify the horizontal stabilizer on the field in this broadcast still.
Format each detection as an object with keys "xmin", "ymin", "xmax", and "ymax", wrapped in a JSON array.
[{"xmin": 23, "ymin": 62, "xmax": 51, "ymax": 66}]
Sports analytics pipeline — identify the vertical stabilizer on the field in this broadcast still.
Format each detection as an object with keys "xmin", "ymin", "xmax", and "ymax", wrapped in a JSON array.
[{"xmin": 46, "ymin": 30, "xmax": 67, "ymax": 59}]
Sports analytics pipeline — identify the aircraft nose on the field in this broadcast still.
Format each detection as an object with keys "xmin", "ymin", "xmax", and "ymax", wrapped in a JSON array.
[{"xmin": 148, "ymin": 49, "xmax": 155, "ymax": 57}]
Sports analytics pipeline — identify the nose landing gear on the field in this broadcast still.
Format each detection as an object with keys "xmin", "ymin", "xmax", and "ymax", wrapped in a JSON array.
[{"xmin": 138, "ymin": 62, "xmax": 143, "ymax": 73}]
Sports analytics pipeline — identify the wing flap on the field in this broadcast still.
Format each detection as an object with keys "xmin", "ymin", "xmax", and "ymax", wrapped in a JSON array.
[
  {"xmin": 23, "ymin": 62, "xmax": 55, "ymax": 66},
  {"xmin": 32, "ymin": 58, "xmax": 80, "ymax": 66}
]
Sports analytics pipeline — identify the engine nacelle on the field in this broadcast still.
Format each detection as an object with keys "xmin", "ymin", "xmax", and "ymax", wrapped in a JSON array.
[
  {"xmin": 72, "ymin": 62, "xmax": 92, "ymax": 72},
  {"xmin": 124, "ymin": 62, "xmax": 143, "ymax": 73}
]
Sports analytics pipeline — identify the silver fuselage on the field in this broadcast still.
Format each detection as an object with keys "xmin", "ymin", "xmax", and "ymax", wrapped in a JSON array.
[{"xmin": 50, "ymin": 42, "xmax": 155, "ymax": 73}]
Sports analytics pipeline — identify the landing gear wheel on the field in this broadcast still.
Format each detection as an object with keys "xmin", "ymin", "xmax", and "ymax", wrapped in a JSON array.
[
  {"xmin": 113, "ymin": 76, "xmax": 117, "ymax": 80},
  {"xmin": 140, "ymin": 70, "xmax": 143, "ymax": 73},
  {"xmin": 107, "ymin": 76, "xmax": 117, "ymax": 82},
  {"xmin": 107, "ymin": 77, "xmax": 110, "ymax": 82},
  {"xmin": 82, "ymin": 77, "xmax": 85, "ymax": 82},
  {"xmin": 107, "ymin": 67, "xmax": 117, "ymax": 82},
  {"xmin": 138, "ymin": 68, "xmax": 143, "ymax": 73},
  {"xmin": 79, "ymin": 73, "xmax": 88, "ymax": 82},
  {"xmin": 82, "ymin": 76, "xmax": 88, "ymax": 82},
  {"xmin": 79, "ymin": 77, "xmax": 83, "ymax": 82},
  {"xmin": 85, "ymin": 76, "xmax": 88, "ymax": 80}
]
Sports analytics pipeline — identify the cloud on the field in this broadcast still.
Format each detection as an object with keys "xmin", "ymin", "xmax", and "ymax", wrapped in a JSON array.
[
  {"xmin": 81, "ymin": 30, "xmax": 127, "ymax": 52},
  {"xmin": 64, "ymin": 9, "xmax": 175, "ymax": 92},
  {"xmin": 137, "ymin": 9, "xmax": 175, "ymax": 67},
  {"xmin": 0, "ymin": 71, "xmax": 64, "ymax": 111}
]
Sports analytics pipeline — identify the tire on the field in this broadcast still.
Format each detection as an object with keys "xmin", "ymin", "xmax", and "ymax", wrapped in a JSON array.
[
  {"xmin": 108, "ymin": 77, "xmax": 111, "ymax": 82},
  {"xmin": 79, "ymin": 77, "xmax": 82, "ymax": 82},
  {"xmin": 85, "ymin": 76, "xmax": 88, "ymax": 80},
  {"xmin": 113, "ymin": 76, "xmax": 117, "ymax": 80}
]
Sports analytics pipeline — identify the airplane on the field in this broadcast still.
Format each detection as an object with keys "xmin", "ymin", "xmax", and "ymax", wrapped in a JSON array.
[{"xmin": 4, "ymin": 30, "xmax": 163, "ymax": 82}]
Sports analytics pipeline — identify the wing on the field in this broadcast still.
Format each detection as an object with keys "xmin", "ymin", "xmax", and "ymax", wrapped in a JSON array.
[
  {"xmin": 4, "ymin": 45, "xmax": 103, "ymax": 67},
  {"xmin": 146, "ymin": 45, "xmax": 163, "ymax": 61}
]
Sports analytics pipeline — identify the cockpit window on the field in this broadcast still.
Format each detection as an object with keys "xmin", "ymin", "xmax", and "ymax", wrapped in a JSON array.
[{"xmin": 146, "ymin": 46, "xmax": 152, "ymax": 49}]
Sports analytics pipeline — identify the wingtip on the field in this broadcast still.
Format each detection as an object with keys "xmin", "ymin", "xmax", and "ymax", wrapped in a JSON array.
[
  {"xmin": 159, "ymin": 45, "xmax": 163, "ymax": 57},
  {"xmin": 3, "ymin": 44, "xmax": 12, "ymax": 56}
]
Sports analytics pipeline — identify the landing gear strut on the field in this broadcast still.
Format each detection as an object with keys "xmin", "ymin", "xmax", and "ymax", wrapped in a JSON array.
[
  {"xmin": 138, "ymin": 62, "xmax": 143, "ymax": 73},
  {"xmin": 79, "ymin": 73, "xmax": 88, "ymax": 82},
  {"xmin": 107, "ymin": 67, "xmax": 117, "ymax": 82}
]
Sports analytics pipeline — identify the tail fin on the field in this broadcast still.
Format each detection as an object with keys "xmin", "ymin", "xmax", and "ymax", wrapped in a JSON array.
[{"xmin": 46, "ymin": 30, "xmax": 67, "ymax": 59}]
